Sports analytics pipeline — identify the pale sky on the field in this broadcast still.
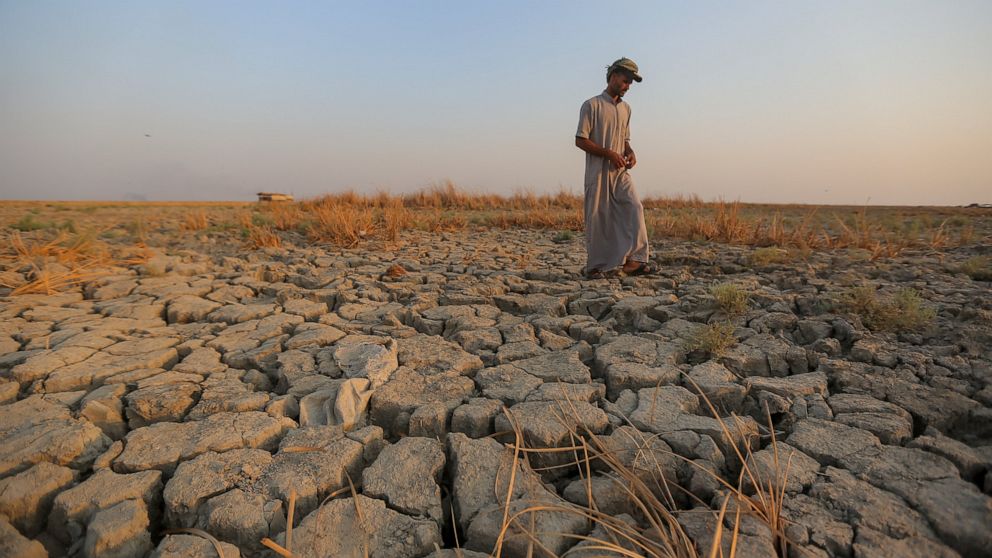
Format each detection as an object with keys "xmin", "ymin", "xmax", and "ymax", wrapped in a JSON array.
[{"xmin": 1, "ymin": 1, "xmax": 990, "ymax": 205}]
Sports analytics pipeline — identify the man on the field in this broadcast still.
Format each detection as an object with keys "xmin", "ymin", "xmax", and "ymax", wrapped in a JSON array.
[{"xmin": 575, "ymin": 57, "xmax": 655, "ymax": 279}]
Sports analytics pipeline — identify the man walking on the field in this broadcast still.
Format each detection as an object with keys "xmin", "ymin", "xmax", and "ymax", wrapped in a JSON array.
[{"xmin": 575, "ymin": 57, "xmax": 654, "ymax": 279}]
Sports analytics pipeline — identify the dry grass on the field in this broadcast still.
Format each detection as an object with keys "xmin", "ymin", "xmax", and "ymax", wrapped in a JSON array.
[
  {"xmin": 490, "ymin": 390, "xmax": 790, "ymax": 558},
  {"xmin": 245, "ymin": 377, "xmax": 795, "ymax": 558},
  {"xmin": 305, "ymin": 203, "xmax": 377, "ymax": 247},
  {"xmin": 265, "ymin": 185, "xmax": 987, "ymax": 256},
  {"xmin": 485, "ymin": 209, "xmax": 584, "ymax": 231},
  {"xmin": 2, "ymin": 229, "xmax": 148, "ymax": 295},
  {"xmin": 235, "ymin": 211, "xmax": 282, "ymax": 249},
  {"xmin": 180, "ymin": 209, "xmax": 210, "ymax": 231},
  {"xmin": 4, "ymin": 187, "xmax": 989, "ymax": 257},
  {"xmin": 245, "ymin": 225, "xmax": 281, "ymax": 249}
]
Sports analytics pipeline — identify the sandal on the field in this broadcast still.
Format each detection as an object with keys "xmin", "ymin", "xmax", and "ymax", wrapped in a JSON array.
[
  {"xmin": 584, "ymin": 268, "xmax": 619, "ymax": 280},
  {"xmin": 622, "ymin": 261, "xmax": 657, "ymax": 276}
]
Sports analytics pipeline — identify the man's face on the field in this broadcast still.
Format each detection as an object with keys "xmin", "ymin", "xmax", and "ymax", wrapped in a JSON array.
[{"xmin": 607, "ymin": 71, "xmax": 633, "ymax": 98}]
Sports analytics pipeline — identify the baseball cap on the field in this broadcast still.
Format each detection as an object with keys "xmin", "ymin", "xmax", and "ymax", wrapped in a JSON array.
[{"xmin": 609, "ymin": 58, "xmax": 642, "ymax": 82}]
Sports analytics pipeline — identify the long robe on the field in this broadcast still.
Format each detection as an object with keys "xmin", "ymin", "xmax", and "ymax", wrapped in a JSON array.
[{"xmin": 576, "ymin": 90, "xmax": 649, "ymax": 273}]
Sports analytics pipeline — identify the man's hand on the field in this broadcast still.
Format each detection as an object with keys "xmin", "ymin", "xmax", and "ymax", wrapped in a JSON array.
[
  {"xmin": 576, "ymin": 137, "xmax": 628, "ymax": 170},
  {"xmin": 624, "ymin": 148, "xmax": 637, "ymax": 169},
  {"xmin": 607, "ymin": 150, "xmax": 627, "ymax": 170}
]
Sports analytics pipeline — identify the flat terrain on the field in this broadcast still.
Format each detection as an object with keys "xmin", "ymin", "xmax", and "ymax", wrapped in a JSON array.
[{"xmin": 1, "ymin": 199, "xmax": 990, "ymax": 557}]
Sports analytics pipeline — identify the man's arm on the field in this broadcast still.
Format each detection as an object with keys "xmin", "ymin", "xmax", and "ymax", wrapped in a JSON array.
[{"xmin": 575, "ymin": 137, "xmax": 627, "ymax": 169}]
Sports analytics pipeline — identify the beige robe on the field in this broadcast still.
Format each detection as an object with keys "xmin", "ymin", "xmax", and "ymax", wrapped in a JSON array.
[{"xmin": 576, "ymin": 91, "xmax": 649, "ymax": 273}]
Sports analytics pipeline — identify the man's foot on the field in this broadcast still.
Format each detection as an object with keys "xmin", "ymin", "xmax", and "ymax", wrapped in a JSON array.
[
  {"xmin": 584, "ymin": 268, "xmax": 619, "ymax": 280},
  {"xmin": 621, "ymin": 261, "xmax": 657, "ymax": 276}
]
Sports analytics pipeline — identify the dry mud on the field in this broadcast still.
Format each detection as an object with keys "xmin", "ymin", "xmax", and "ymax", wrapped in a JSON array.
[{"xmin": 1, "ymin": 227, "xmax": 991, "ymax": 558}]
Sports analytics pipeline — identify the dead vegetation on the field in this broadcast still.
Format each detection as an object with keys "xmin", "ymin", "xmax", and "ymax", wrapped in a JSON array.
[
  {"xmin": 0, "ymin": 229, "xmax": 148, "ymax": 295},
  {"xmin": 3, "ymin": 186, "xmax": 990, "ymax": 255},
  {"xmin": 239, "ymin": 185, "xmax": 989, "ymax": 254},
  {"xmin": 485, "ymin": 392, "xmax": 790, "ymax": 558}
]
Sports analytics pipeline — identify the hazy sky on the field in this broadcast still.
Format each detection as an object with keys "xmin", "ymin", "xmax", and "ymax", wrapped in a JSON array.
[{"xmin": 1, "ymin": 1, "xmax": 990, "ymax": 204}]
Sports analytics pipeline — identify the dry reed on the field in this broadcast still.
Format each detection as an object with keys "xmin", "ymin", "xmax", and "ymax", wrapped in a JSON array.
[{"xmin": 489, "ymin": 388, "xmax": 791, "ymax": 558}]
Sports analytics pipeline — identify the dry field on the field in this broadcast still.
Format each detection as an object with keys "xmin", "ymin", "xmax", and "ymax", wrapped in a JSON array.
[{"xmin": 0, "ymin": 187, "xmax": 991, "ymax": 557}]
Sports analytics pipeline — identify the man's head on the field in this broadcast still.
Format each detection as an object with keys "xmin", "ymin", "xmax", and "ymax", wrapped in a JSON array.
[{"xmin": 606, "ymin": 57, "xmax": 642, "ymax": 99}]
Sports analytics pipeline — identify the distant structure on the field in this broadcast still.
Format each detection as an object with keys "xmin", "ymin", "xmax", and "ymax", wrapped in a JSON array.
[{"xmin": 257, "ymin": 192, "xmax": 294, "ymax": 203}]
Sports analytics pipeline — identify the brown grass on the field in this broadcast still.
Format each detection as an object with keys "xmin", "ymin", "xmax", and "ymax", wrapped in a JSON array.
[
  {"xmin": 491, "ymin": 390, "xmax": 790, "ymax": 558},
  {"xmin": 245, "ymin": 225, "xmax": 281, "ymax": 249},
  {"xmin": 180, "ymin": 209, "xmax": 210, "ymax": 231},
  {"xmin": 2, "ymin": 230, "xmax": 148, "ymax": 295},
  {"xmin": 5, "ymin": 186, "xmax": 988, "ymax": 258}
]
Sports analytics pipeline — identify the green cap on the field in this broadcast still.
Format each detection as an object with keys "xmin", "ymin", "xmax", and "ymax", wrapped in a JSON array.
[{"xmin": 608, "ymin": 57, "xmax": 642, "ymax": 82}]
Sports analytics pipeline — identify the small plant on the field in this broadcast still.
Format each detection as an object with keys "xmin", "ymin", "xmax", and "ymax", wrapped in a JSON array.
[
  {"xmin": 126, "ymin": 219, "xmax": 148, "ymax": 242},
  {"xmin": 381, "ymin": 203, "xmax": 413, "ymax": 242},
  {"xmin": 685, "ymin": 321, "xmax": 738, "ymax": 357},
  {"xmin": 57, "ymin": 219, "xmax": 76, "ymax": 233},
  {"xmin": 838, "ymin": 285, "xmax": 936, "ymax": 332},
  {"xmin": 711, "ymin": 283, "xmax": 750, "ymax": 316},
  {"xmin": 180, "ymin": 210, "xmax": 209, "ymax": 231},
  {"xmin": 958, "ymin": 256, "xmax": 992, "ymax": 281},
  {"xmin": 245, "ymin": 225, "xmax": 281, "ymax": 249},
  {"xmin": 552, "ymin": 230, "xmax": 575, "ymax": 243},
  {"xmin": 6, "ymin": 230, "xmax": 148, "ymax": 295},
  {"xmin": 306, "ymin": 205, "xmax": 377, "ymax": 246},
  {"xmin": 247, "ymin": 211, "xmax": 274, "ymax": 227},
  {"xmin": 485, "ymin": 389, "xmax": 789, "ymax": 558},
  {"xmin": 10, "ymin": 214, "xmax": 50, "ymax": 231},
  {"xmin": 749, "ymin": 247, "xmax": 788, "ymax": 266}
]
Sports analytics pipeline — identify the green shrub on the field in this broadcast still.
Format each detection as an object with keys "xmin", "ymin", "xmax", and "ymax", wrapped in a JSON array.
[
  {"xmin": 711, "ymin": 283, "xmax": 750, "ymax": 316},
  {"xmin": 685, "ymin": 322, "xmax": 737, "ymax": 356},
  {"xmin": 10, "ymin": 214, "xmax": 50, "ymax": 231},
  {"xmin": 552, "ymin": 230, "xmax": 575, "ymax": 243},
  {"xmin": 251, "ymin": 212, "xmax": 274, "ymax": 227},
  {"xmin": 839, "ymin": 285, "xmax": 936, "ymax": 332},
  {"xmin": 749, "ymin": 247, "xmax": 789, "ymax": 266},
  {"xmin": 958, "ymin": 256, "xmax": 991, "ymax": 281}
]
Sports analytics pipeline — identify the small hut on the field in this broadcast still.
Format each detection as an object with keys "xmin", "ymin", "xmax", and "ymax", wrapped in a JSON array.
[{"xmin": 257, "ymin": 192, "xmax": 294, "ymax": 203}]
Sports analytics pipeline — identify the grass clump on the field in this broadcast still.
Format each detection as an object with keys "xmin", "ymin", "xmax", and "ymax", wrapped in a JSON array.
[
  {"xmin": 958, "ymin": 256, "xmax": 992, "ymax": 281},
  {"xmin": 3, "ymin": 230, "xmax": 148, "ymax": 295},
  {"xmin": 552, "ymin": 230, "xmax": 575, "ymax": 243},
  {"xmin": 749, "ymin": 247, "xmax": 789, "ymax": 266},
  {"xmin": 180, "ymin": 210, "xmax": 210, "ymax": 231},
  {"xmin": 487, "ymin": 389, "xmax": 789, "ymax": 558},
  {"xmin": 11, "ymin": 214, "xmax": 51, "ymax": 231},
  {"xmin": 839, "ymin": 285, "xmax": 936, "ymax": 332},
  {"xmin": 685, "ymin": 322, "xmax": 738, "ymax": 357},
  {"xmin": 711, "ymin": 283, "xmax": 750, "ymax": 316}
]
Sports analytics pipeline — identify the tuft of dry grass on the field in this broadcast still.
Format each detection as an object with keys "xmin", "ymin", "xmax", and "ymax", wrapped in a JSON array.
[
  {"xmin": 305, "ymin": 203, "xmax": 377, "ymax": 247},
  {"xmin": 180, "ymin": 209, "xmax": 210, "ymax": 231},
  {"xmin": 490, "ymin": 390, "xmax": 790, "ymax": 558},
  {"xmin": 245, "ymin": 225, "xmax": 281, "ymax": 249},
  {"xmin": 486, "ymin": 209, "xmax": 584, "ymax": 231},
  {"xmin": 3, "ymin": 229, "xmax": 148, "ymax": 295}
]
